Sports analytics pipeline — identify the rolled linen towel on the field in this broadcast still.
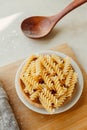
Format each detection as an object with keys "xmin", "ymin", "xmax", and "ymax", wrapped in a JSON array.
[{"xmin": 0, "ymin": 81, "xmax": 20, "ymax": 130}]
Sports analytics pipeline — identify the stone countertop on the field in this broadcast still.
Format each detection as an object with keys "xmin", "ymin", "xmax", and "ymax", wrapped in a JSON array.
[{"xmin": 0, "ymin": 0, "xmax": 87, "ymax": 72}]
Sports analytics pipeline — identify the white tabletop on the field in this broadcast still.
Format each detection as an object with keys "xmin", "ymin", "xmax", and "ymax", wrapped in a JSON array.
[{"xmin": 0, "ymin": 0, "xmax": 87, "ymax": 72}]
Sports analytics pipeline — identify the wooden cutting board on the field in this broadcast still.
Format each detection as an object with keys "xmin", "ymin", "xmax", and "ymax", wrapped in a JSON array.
[{"xmin": 0, "ymin": 44, "xmax": 87, "ymax": 130}]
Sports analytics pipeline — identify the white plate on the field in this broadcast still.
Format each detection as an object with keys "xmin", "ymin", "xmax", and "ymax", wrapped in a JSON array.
[{"xmin": 15, "ymin": 50, "xmax": 84, "ymax": 114}]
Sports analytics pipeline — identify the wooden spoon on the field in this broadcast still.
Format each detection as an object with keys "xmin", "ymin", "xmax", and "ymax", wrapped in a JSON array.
[{"xmin": 21, "ymin": 0, "xmax": 87, "ymax": 39}]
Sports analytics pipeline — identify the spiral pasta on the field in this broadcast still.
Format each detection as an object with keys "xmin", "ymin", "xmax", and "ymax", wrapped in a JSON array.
[
  {"xmin": 52, "ymin": 76, "xmax": 67, "ymax": 97},
  {"xmin": 41, "ymin": 56, "xmax": 55, "ymax": 75},
  {"xmin": 30, "ymin": 90, "xmax": 40, "ymax": 101},
  {"xmin": 20, "ymin": 54, "xmax": 78, "ymax": 113},
  {"xmin": 21, "ymin": 55, "xmax": 38, "ymax": 74},
  {"xmin": 65, "ymin": 69, "xmax": 74, "ymax": 87},
  {"xmin": 39, "ymin": 93, "xmax": 54, "ymax": 113},
  {"xmin": 51, "ymin": 54, "xmax": 63, "ymax": 67},
  {"xmin": 30, "ymin": 61, "xmax": 36, "ymax": 76},
  {"xmin": 36, "ymin": 57, "xmax": 42, "ymax": 76},
  {"xmin": 20, "ymin": 74, "xmax": 33, "ymax": 94},
  {"xmin": 42, "ymin": 88, "xmax": 59, "ymax": 107},
  {"xmin": 66, "ymin": 72, "xmax": 77, "ymax": 97},
  {"xmin": 63, "ymin": 57, "xmax": 71, "ymax": 75},
  {"xmin": 57, "ymin": 94, "xmax": 67, "ymax": 107},
  {"xmin": 41, "ymin": 69, "xmax": 54, "ymax": 89},
  {"xmin": 46, "ymin": 55, "xmax": 64, "ymax": 80}
]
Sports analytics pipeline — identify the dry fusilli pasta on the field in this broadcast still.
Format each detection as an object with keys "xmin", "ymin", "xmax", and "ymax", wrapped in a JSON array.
[{"xmin": 20, "ymin": 54, "xmax": 78, "ymax": 113}]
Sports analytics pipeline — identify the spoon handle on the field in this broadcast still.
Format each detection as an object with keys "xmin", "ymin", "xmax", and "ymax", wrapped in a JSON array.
[{"xmin": 52, "ymin": 0, "xmax": 87, "ymax": 22}]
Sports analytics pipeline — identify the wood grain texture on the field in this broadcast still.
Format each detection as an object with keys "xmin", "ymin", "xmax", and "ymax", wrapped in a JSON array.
[{"xmin": 0, "ymin": 44, "xmax": 87, "ymax": 130}]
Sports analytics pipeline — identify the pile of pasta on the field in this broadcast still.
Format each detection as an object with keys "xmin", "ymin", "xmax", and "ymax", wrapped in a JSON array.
[{"xmin": 20, "ymin": 54, "xmax": 78, "ymax": 113}]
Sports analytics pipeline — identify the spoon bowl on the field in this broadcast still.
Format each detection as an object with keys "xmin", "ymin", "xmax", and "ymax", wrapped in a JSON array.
[
  {"xmin": 21, "ymin": 16, "xmax": 54, "ymax": 38},
  {"xmin": 21, "ymin": 0, "xmax": 87, "ymax": 39}
]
